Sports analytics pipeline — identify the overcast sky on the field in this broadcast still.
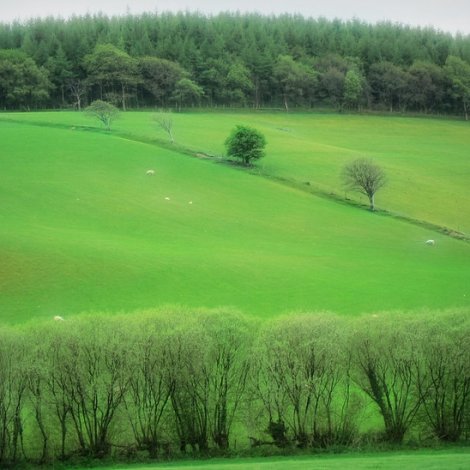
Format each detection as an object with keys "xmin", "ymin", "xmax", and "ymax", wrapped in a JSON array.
[{"xmin": 1, "ymin": 1, "xmax": 469, "ymax": 35}]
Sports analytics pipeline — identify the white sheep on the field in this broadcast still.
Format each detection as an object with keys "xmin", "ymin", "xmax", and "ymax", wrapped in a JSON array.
[
  {"xmin": 54, "ymin": 315, "xmax": 65, "ymax": 321},
  {"xmin": 425, "ymin": 239, "xmax": 435, "ymax": 246},
  {"xmin": 165, "ymin": 197, "xmax": 170, "ymax": 201},
  {"xmin": 146, "ymin": 169, "xmax": 155, "ymax": 175}
]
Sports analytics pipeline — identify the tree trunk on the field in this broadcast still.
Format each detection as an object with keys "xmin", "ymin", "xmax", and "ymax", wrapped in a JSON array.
[
  {"xmin": 121, "ymin": 83, "xmax": 126, "ymax": 111},
  {"xmin": 464, "ymin": 100, "xmax": 468, "ymax": 121},
  {"xmin": 369, "ymin": 194, "xmax": 375, "ymax": 211},
  {"xmin": 284, "ymin": 94, "xmax": 289, "ymax": 112},
  {"xmin": 254, "ymin": 78, "xmax": 260, "ymax": 109}
]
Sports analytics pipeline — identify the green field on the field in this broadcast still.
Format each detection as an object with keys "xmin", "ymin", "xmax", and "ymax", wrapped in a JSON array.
[
  {"xmin": 77, "ymin": 450, "xmax": 470, "ymax": 470},
  {"xmin": 5, "ymin": 111, "xmax": 470, "ymax": 232},
  {"xmin": 1, "ymin": 111, "xmax": 469, "ymax": 322}
]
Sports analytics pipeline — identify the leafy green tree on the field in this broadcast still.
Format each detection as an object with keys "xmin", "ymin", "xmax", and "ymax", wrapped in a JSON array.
[
  {"xmin": 343, "ymin": 69, "xmax": 364, "ymax": 110},
  {"xmin": 224, "ymin": 61, "xmax": 254, "ymax": 105},
  {"xmin": 445, "ymin": 56, "xmax": 470, "ymax": 120},
  {"xmin": 138, "ymin": 56, "xmax": 187, "ymax": 106},
  {"xmin": 368, "ymin": 62, "xmax": 408, "ymax": 112},
  {"xmin": 225, "ymin": 125, "xmax": 266, "ymax": 166},
  {"xmin": 172, "ymin": 78, "xmax": 204, "ymax": 109},
  {"xmin": 0, "ymin": 49, "xmax": 51, "ymax": 109},
  {"xmin": 197, "ymin": 58, "xmax": 228, "ymax": 106},
  {"xmin": 84, "ymin": 44, "xmax": 139, "ymax": 110},
  {"xmin": 406, "ymin": 61, "xmax": 446, "ymax": 112},
  {"xmin": 273, "ymin": 55, "xmax": 317, "ymax": 111},
  {"xmin": 342, "ymin": 158, "xmax": 387, "ymax": 211},
  {"xmin": 45, "ymin": 45, "xmax": 73, "ymax": 106},
  {"xmin": 314, "ymin": 55, "xmax": 351, "ymax": 109},
  {"xmin": 85, "ymin": 100, "xmax": 119, "ymax": 130}
]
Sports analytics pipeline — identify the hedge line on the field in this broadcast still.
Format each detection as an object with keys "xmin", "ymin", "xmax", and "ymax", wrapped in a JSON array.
[{"xmin": 0, "ymin": 308, "xmax": 469, "ymax": 465}]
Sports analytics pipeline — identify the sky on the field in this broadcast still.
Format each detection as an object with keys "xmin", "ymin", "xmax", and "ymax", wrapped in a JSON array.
[{"xmin": 1, "ymin": 0, "xmax": 469, "ymax": 35}]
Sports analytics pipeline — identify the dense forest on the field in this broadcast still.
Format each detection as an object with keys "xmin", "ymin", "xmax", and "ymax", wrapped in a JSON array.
[{"xmin": 0, "ymin": 12, "xmax": 470, "ymax": 117}]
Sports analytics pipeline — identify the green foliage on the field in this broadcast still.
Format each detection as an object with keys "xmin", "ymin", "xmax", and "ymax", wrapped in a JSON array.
[
  {"xmin": 0, "ymin": 13, "xmax": 469, "ymax": 115},
  {"xmin": 172, "ymin": 78, "xmax": 204, "ymax": 108},
  {"xmin": 225, "ymin": 125, "xmax": 266, "ymax": 165},
  {"xmin": 0, "ymin": 49, "xmax": 52, "ymax": 109},
  {"xmin": 445, "ymin": 56, "xmax": 470, "ymax": 120},
  {"xmin": 343, "ymin": 69, "xmax": 363, "ymax": 110},
  {"xmin": 0, "ymin": 309, "xmax": 469, "ymax": 465},
  {"xmin": 83, "ymin": 44, "xmax": 139, "ymax": 110},
  {"xmin": 139, "ymin": 56, "xmax": 187, "ymax": 106},
  {"xmin": 273, "ymin": 55, "xmax": 318, "ymax": 110},
  {"xmin": 407, "ymin": 61, "xmax": 446, "ymax": 112},
  {"xmin": 85, "ymin": 99, "xmax": 119, "ymax": 130},
  {"xmin": 225, "ymin": 61, "xmax": 254, "ymax": 105}
]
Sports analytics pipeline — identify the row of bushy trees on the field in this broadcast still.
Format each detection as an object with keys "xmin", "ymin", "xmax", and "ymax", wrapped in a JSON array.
[
  {"xmin": 0, "ymin": 308, "xmax": 469, "ymax": 465},
  {"xmin": 0, "ymin": 13, "xmax": 470, "ymax": 116}
]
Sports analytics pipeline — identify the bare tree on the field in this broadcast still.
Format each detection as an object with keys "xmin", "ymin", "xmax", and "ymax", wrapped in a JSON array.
[
  {"xmin": 201, "ymin": 311, "xmax": 252, "ymax": 450},
  {"xmin": 342, "ymin": 158, "xmax": 387, "ymax": 211},
  {"xmin": 351, "ymin": 314, "xmax": 423, "ymax": 443},
  {"xmin": 68, "ymin": 79, "xmax": 87, "ymax": 111},
  {"xmin": 166, "ymin": 321, "xmax": 210, "ymax": 453},
  {"xmin": 0, "ymin": 328, "xmax": 28, "ymax": 465},
  {"xmin": 252, "ymin": 314, "xmax": 357, "ymax": 448},
  {"xmin": 153, "ymin": 112, "xmax": 174, "ymax": 143},
  {"xmin": 416, "ymin": 311, "xmax": 470, "ymax": 442},
  {"xmin": 59, "ymin": 318, "xmax": 131, "ymax": 457},
  {"xmin": 124, "ymin": 318, "xmax": 173, "ymax": 458}
]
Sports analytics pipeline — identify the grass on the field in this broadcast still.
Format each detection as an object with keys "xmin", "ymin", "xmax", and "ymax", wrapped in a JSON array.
[
  {"xmin": 74, "ymin": 450, "xmax": 470, "ymax": 470},
  {"xmin": 1, "ymin": 112, "xmax": 469, "ymax": 322},
  {"xmin": 5, "ymin": 110, "xmax": 469, "ymax": 234}
]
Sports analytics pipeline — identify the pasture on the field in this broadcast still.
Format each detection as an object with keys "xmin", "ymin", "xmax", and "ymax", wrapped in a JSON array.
[
  {"xmin": 0, "ymin": 111, "xmax": 469, "ymax": 322},
  {"xmin": 77, "ymin": 450, "xmax": 470, "ymax": 470},
  {"xmin": 6, "ymin": 111, "xmax": 470, "ymax": 232}
]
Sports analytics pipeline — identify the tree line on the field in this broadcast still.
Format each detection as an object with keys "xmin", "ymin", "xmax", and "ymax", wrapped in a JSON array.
[
  {"xmin": 0, "ymin": 308, "xmax": 469, "ymax": 465},
  {"xmin": 0, "ymin": 13, "xmax": 470, "ymax": 117}
]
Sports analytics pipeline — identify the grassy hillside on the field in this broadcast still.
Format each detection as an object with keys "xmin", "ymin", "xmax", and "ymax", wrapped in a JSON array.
[
  {"xmin": 5, "ymin": 111, "xmax": 469, "ymax": 234},
  {"xmin": 1, "ymin": 113, "xmax": 469, "ymax": 322},
  {"xmin": 75, "ymin": 450, "xmax": 470, "ymax": 470}
]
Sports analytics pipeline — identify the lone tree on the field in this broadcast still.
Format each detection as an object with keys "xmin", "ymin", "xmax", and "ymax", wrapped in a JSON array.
[
  {"xmin": 85, "ymin": 100, "xmax": 119, "ymax": 130},
  {"xmin": 225, "ymin": 125, "xmax": 266, "ymax": 166},
  {"xmin": 342, "ymin": 158, "xmax": 386, "ymax": 211}
]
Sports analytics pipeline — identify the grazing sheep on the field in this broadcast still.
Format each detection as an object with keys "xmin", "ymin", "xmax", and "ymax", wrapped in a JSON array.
[
  {"xmin": 165, "ymin": 197, "xmax": 170, "ymax": 201},
  {"xmin": 54, "ymin": 315, "xmax": 65, "ymax": 321},
  {"xmin": 425, "ymin": 239, "xmax": 435, "ymax": 246},
  {"xmin": 188, "ymin": 201, "xmax": 193, "ymax": 204},
  {"xmin": 146, "ymin": 169, "xmax": 155, "ymax": 175}
]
